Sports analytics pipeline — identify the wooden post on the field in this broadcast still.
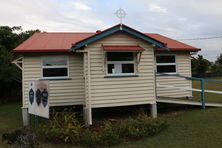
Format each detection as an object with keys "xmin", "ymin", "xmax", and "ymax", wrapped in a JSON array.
[
  {"xmin": 150, "ymin": 103, "xmax": 157, "ymax": 118},
  {"xmin": 151, "ymin": 71, "xmax": 157, "ymax": 118},
  {"xmin": 201, "ymin": 79, "xmax": 205, "ymax": 109},
  {"xmin": 83, "ymin": 106, "xmax": 92, "ymax": 126},
  {"xmin": 154, "ymin": 70, "xmax": 157, "ymax": 100},
  {"xmin": 22, "ymin": 107, "xmax": 30, "ymax": 126},
  {"xmin": 82, "ymin": 50, "xmax": 92, "ymax": 126}
]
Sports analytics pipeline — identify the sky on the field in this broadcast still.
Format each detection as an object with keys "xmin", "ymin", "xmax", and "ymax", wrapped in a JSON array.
[{"xmin": 1, "ymin": 0, "xmax": 222, "ymax": 61}]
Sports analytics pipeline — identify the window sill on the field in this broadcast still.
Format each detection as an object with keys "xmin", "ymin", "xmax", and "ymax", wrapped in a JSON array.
[
  {"xmin": 104, "ymin": 75, "xmax": 139, "ymax": 78},
  {"xmin": 40, "ymin": 78, "xmax": 72, "ymax": 81},
  {"xmin": 156, "ymin": 73, "xmax": 178, "ymax": 76}
]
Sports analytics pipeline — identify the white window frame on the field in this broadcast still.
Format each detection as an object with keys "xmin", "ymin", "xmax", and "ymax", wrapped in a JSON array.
[
  {"xmin": 106, "ymin": 52, "xmax": 136, "ymax": 76},
  {"xmin": 155, "ymin": 54, "xmax": 177, "ymax": 74},
  {"xmin": 41, "ymin": 55, "xmax": 69, "ymax": 79}
]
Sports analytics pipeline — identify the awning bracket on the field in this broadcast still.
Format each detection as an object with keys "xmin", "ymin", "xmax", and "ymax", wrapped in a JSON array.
[{"xmin": 12, "ymin": 57, "xmax": 23, "ymax": 70}]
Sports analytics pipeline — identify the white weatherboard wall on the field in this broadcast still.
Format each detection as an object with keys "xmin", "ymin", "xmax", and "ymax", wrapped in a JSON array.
[
  {"xmin": 22, "ymin": 54, "xmax": 85, "ymax": 108},
  {"xmin": 22, "ymin": 34, "xmax": 193, "ymax": 108},
  {"xmin": 85, "ymin": 33, "xmax": 156, "ymax": 108},
  {"xmin": 155, "ymin": 52, "xmax": 193, "ymax": 98}
]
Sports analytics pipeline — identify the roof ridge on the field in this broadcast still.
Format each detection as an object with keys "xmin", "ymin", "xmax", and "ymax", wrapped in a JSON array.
[
  {"xmin": 38, "ymin": 32, "xmax": 161, "ymax": 34},
  {"xmin": 145, "ymin": 33, "xmax": 159, "ymax": 34},
  {"xmin": 40, "ymin": 32, "xmax": 96, "ymax": 34}
]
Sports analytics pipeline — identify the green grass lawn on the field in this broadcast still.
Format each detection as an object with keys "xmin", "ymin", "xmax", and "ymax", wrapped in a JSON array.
[
  {"xmin": 0, "ymin": 102, "xmax": 22, "ymax": 147},
  {"xmin": 169, "ymin": 77, "xmax": 222, "ymax": 104},
  {"xmin": 192, "ymin": 77, "xmax": 222, "ymax": 103},
  {"xmin": 116, "ymin": 107, "xmax": 222, "ymax": 148},
  {"xmin": 1, "ymin": 102, "xmax": 222, "ymax": 147}
]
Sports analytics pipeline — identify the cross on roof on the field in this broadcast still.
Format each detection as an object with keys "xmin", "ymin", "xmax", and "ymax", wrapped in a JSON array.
[{"xmin": 115, "ymin": 8, "xmax": 127, "ymax": 24}]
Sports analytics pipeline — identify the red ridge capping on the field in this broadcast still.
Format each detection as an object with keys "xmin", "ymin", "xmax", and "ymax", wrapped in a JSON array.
[{"xmin": 102, "ymin": 45, "xmax": 145, "ymax": 52}]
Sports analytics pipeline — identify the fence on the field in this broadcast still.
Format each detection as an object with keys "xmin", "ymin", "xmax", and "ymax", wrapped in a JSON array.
[
  {"xmin": 192, "ymin": 72, "xmax": 222, "ymax": 78},
  {"xmin": 155, "ymin": 72, "xmax": 222, "ymax": 109}
]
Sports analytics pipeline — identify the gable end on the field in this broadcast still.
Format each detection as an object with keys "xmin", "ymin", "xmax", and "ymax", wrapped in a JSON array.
[{"xmin": 70, "ymin": 24, "xmax": 167, "ymax": 52}]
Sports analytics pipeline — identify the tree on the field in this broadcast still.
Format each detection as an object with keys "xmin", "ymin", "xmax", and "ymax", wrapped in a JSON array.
[
  {"xmin": 0, "ymin": 26, "xmax": 20, "ymax": 51},
  {"xmin": 0, "ymin": 26, "xmax": 40, "ymax": 51},
  {"xmin": 0, "ymin": 26, "xmax": 40, "ymax": 103},
  {"xmin": 211, "ymin": 54, "xmax": 222, "ymax": 73},
  {"xmin": 215, "ymin": 54, "xmax": 222, "ymax": 65},
  {"xmin": 191, "ymin": 55, "xmax": 212, "ymax": 76}
]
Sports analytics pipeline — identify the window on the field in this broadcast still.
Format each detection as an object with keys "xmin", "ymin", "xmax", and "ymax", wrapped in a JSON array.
[
  {"xmin": 156, "ymin": 55, "xmax": 176, "ymax": 73},
  {"xmin": 42, "ymin": 56, "xmax": 69, "ymax": 79},
  {"xmin": 107, "ymin": 52, "xmax": 135, "ymax": 75}
]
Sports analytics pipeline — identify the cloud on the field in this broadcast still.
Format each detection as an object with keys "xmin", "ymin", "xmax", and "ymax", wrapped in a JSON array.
[
  {"xmin": 148, "ymin": 4, "xmax": 168, "ymax": 13},
  {"xmin": 70, "ymin": 1, "xmax": 91, "ymax": 11},
  {"xmin": 1, "ymin": 0, "xmax": 222, "ymax": 61},
  {"xmin": 0, "ymin": 0, "xmax": 108, "ymax": 32},
  {"xmin": 126, "ymin": 0, "xmax": 222, "ymax": 61}
]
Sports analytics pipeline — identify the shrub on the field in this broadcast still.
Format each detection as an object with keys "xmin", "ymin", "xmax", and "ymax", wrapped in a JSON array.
[
  {"xmin": 37, "ymin": 108, "xmax": 84, "ymax": 144},
  {"xmin": 117, "ymin": 113, "xmax": 167, "ymax": 138},
  {"xmin": 2, "ymin": 127, "xmax": 39, "ymax": 148},
  {"xmin": 118, "ymin": 118, "xmax": 141, "ymax": 137},
  {"xmin": 99, "ymin": 121, "xmax": 121, "ymax": 146},
  {"xmin": 81, "ymin": 121, "xmax": 121, "ymax": 146},
  {"xmin": 81, "ymin": 130, "xmax": 100, "ymax": 147},
  {"xmin": 136, "ymin": 113, "xmax": 166, "ymax": 136}
]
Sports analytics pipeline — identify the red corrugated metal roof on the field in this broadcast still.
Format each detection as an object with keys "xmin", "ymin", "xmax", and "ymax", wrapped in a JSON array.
[
  {"xmin": 13, "ymin": 29, "xmax": 200, "ymax": 53},
  {"xmin": 146, "ymin": 33, "xmax": 200, "ymax": 51},
  {"xmin": 13, "ymin": 32, "xmax": 94, "ymax": 52},
  {"xmin": 103, "ymin": 45, "xmax": 144, "ymax": 52}
]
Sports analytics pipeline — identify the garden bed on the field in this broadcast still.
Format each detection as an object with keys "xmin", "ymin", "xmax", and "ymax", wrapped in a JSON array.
[{"xmin": 2, "ymin": 108, "xmax": 166, "ymax": 147}]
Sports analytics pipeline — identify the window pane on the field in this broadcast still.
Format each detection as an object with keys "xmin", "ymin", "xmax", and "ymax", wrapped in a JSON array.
[
  {"xmin": 43, "ymin": 56, "xmax": 67, "ymax": 66},
  {"xmin": 157, "ymin": 65, "xmax": 176, "ymax": 73},
  {"xmin": 43, "ymin": 68, "xmax": 68, "ymax": 77},
  {"xmin": 122, "ymin": 64, "xmax": 134, "ymax": 73},
  {"xmin": 107, "ymin": 52, "xmax": 134, "ymax": 61},
  {"xmin": 156, "ymin": 56, "xmax": 175, "ymax": 63},
  {"xmin": 108, "ymin": 64, "xmax": 114, "ymax": 74}
]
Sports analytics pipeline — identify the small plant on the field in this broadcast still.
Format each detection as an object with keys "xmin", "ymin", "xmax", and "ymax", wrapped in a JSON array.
[
  {"xmin": 81, "ymin": 130, "xmax": 100, "ymax": 147},
  {"xmin": 81, "ymin": 121, "xmax": 121, "ymax": 147},
  {"xmin": 117, "ymin": 112, "xmax": 167, "ymax": 138},
  {"xmin": 37, "ymin": 108, "xmax": 84, "ymax": 144},
  {"xmin": 2, "ymin": 127, "xmax": 39, "ymax": 148},
  {"xmin": 118, "ymin": 118, "xmax": 141, "ymax": 137},
  {"xmin": 99, "ymin": 121, "xmax": 121, "ymax": 146}
]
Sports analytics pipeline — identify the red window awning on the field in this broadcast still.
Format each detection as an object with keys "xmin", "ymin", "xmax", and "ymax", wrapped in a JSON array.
[{"xmin": 102, "ymin": 45, "xmax": 145, "ymax": 52}]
